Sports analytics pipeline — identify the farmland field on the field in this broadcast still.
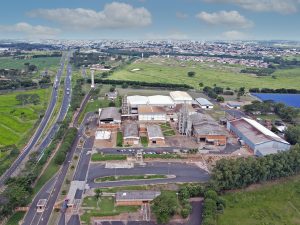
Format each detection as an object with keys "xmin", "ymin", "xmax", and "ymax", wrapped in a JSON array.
[
  {"xmin": 217, "ymin": 176, "xmax": 300, "ymax": 225},
  {"xmin": 0, "ymin": 56, "xmax": 60, "ymax": 70},
  {"xmin": 108, "ymin": 57, "xmax": 300, "ymax": 90},
  {"xmin": 0, "ymin": 88, "xmax": 50, "ymax": 147}
]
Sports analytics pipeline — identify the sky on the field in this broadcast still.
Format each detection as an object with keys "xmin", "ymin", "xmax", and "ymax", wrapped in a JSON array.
[{"xmin": 0, "ymin": 0, "xmax": 299, "ymax": 40}]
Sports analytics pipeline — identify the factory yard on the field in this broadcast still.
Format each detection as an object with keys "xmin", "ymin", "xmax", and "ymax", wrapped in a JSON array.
[{"xmin": 107, "ymin": 57, "xmax": 300, "ymax": 89}]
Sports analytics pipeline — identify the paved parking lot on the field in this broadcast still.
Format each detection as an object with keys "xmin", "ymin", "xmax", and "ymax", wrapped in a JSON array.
[{"xmin": 87, "ymin": 162, "xmax": 210, "ymax": 188}]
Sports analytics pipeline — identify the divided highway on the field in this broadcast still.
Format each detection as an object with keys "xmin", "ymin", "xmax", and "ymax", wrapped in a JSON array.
[{"xmin": 0, "ymin": 54, "xmax": 68, "ymax": 187}]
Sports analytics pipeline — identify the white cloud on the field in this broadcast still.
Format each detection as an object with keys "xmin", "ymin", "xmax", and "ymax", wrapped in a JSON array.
[
  {"xmin": 0, "ymin": 22, "xmax": 60, "ymax": 38},
  {"xmin": 221, "ymin": 30, "xmax": 249, "ymax": 39},
  {"xmin": 204, "ymin": 0, "xmax": 300, "ymax": 14},
  {"xmin": 196, "ymin": 10, "xmax": 253, "ymax": 28},
  {"xmin": 176, "ymin": 12, "xmax": 188, "ymax": 19},
  {"xmin": 28, "ymin": 2, "xmax": 152, "ymax": 29}
]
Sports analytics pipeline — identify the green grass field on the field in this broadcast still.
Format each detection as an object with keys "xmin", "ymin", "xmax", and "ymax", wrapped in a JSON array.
[
  {"xmin": 0, "ymin": 88, "xmax": 50, "ymax": 147},
  {"xmin": 81, "ymin": 196, "xmax": 139, "ymax": 224},
  {"xmin": 108, "ymin": 57, "xmax": 300, "ymax": 90},
  {"xmin": 0, "ymin": 56, "xmax": 60, "ymax": 70},
  {"xmin": 91, "ymin": 154, "xmax": 126, "ymax": 161},
  {"xmin": 218, "ymin": 176, "xmax": 300, "ymax": 225}
]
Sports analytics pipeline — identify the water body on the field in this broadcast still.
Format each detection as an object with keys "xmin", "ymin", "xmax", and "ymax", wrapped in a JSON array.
[{"xmin": 251, "ymin": 93, "xmax": 300, "ymax": 108}]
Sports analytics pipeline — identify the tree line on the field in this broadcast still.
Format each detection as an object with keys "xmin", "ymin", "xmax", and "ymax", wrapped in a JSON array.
[
  {"xmin": 249, "ymin": 88, "xmax": 300, "ymax": 94},
  {"xmin": 88, "ymin": 78, "xmax": 193, "ymax": 90}
]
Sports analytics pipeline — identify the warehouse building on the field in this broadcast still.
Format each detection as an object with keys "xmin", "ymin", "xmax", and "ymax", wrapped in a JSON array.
[
  {"xmin": 138, "ymin": 105, "xmax": 167, "ymax": 122},
  {"xmin": 127, "ymin": 95, "xmax": 174, "ymax": 114},
  {"xmin": 147, "ymin": 124, "xmax": 165, "ymax": 145},
  {"xmin": 123, "ymin": 123, "xmax": 140, "ymax": 146},
  {"xmin": 98, "ymin": 107, "xmax": 121, "ymax": 129},
  {"xmin": 227, "ymin": 117, "xmax": 291, "ymax": 156},
  {"xmin": 170, "ymin": 91, "xmax": 193, "ymax": 105},
  {"xmin": 195, "ymin": 97, "xmax": 214, "ymax": 109},
  {"xmin": 115, "ymin": 191, "xmax": 161, "ymax": 206},
  {"xmin": 189, "ymin": 113, "xmax": 227, "ymax": 146},
  {"xmin": 227, "ymin": 101, "xmax": 242, "ymax": 109}
]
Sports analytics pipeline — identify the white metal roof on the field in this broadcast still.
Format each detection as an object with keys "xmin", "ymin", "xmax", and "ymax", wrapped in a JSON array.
[
  {"xmin": 170, "ymin": 91, "xmax": 192, "ymax": 101},
  {"xmin": 148, "ymin": 95, "xmax": 174, "ymax": 105},
  {"xmin": 196, "ymin": 97, "xmax": 213, "ymax": 106},
  {"xmin": 242, "ymin": 117, "xmax": 289, "ymax": 144},
  {"xmin": 127, "ymin": 95, "xmax": 149, "ymax": 105}
]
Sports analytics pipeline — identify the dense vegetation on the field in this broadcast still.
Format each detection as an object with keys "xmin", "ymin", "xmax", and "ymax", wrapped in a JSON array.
[
  {"xmin": 249, "ymin": 87, "xmax": 300, "ymax": 93},
  {"xmin": 70, "ymin": 78, "xmax": 85, "ymax": 111},
  {"xmin": 244, "ymin": 100, "xmax": 299, "ymax": 123},
  {"xmin": 54, "ymin": 127, "xmax": 78, "ymax": 165},
  {"xmin": 240, "ymin": 67, "xmax": 275, "ymax": 76},
  {"xmin": 212, "ymin": 145, "xmax": 300, "ymax": 190}
]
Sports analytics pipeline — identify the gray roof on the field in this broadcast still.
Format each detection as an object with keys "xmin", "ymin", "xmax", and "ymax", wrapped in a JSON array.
[
  {"xmin": 116, "ymin": 191, "xmax": 161, "ymax": 201},
  {"xmin": 147, "ymin": 124, "xmax": 164, "ymax": 139},
  {"xmin": 195, "ymin": 97, "xmax": 213, "ymax": 106},
  {"xmin": 100, "ymin": 107, "xmax": 121, "ymax": 121},
  {"xmin": 190, "ymin": 113, "xmax": 226, "ymax": 136},
  {"xmin": 123, "ymin": 123, "xmax": 139, "ymax": 138}
]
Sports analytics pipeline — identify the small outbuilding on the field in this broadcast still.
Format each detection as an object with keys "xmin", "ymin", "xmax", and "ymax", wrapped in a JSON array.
[
  {"xmin": 123, "ymin": 123, "xmax": 140, "ymax": 146},
  {"xmin": 226, "ymin": 101, "xmax": 242, "ymax": 109},
  {"xmin": 115, "ymin": 191, "xmax": 161, "ymax": 206},
  {"xmin": 147, "ymin": 124, "xmax": 165, "ymax": 145},
  {"xmin": 195, "ymin": 97, "xmax": 214, "ymax": 109}
]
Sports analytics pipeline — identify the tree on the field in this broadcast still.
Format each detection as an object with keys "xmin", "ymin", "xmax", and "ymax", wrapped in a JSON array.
[
  {"xmin": 110, "ymin": 86, "xmax": 116, "ymax": 92},
  {"xmin": 152, "ymin": 192, "xmax": 179, "ymax": 224},
  {"xmin": 237, "ymin": 87, "xmax": 245, "ymax": 99},
  {"xmin": 94, "ymin": 189, "xmax": 102, "ymax": 208},
  {"xmin": 199, "ymin": 82, "xmax": 204, "ymax": 87},
  {"xmin": 216, "ymin": 96, "xmax": 224, "ymax": 102},
  {"xmin": 285, "ymin": 126, "xmax": 300, "ymax": 145},
  {"xmin": 121, "ymin": 83, "xmax": 128, "ymax": 89},
  {"xmin": 187, "ymin": 71, "xmax": 196, "ymax": 77}
]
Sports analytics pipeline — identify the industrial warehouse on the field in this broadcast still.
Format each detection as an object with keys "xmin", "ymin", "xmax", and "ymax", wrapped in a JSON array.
[{"xmin": 91, "ymin": 90, "xmax": 291, "ymax": 155}]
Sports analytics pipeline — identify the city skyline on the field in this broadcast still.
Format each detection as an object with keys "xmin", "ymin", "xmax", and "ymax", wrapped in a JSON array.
[{"xmin": 0, "ymin": 0, "xmax": 300, "ymax": 40}]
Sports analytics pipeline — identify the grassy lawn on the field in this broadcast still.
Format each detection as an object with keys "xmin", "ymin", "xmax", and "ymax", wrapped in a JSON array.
[
  {"xmin": 217, "ymin": 176, "xmax": 300, "ymax": 225},
  {"xmin": 141, "ymin": 136, "xmax": 148, "ymax": 147},
  {"xmin": 6, "ymin": 211, "xmax": 25, "ymax": 225},
  {"xmin": 96, "ymin": 185, "xmax": 149, "ymax": 193},
  {"xmin": 0, "ymin": 88, "xmax": 50, "ymax": 147},
  {"xmin": 95, "ymin": 174, "xmax": 167, "ymax": 183},
  {"xmin": 116, "ymin": 131, "xmax": 123, "ymax": 147},
  {"xmin": 0, "ymin": 56, "xmax": 60, "ymax": 70},
  {"xmin": 91, "ymin": 154, "xmax": 126, "ymax": 162},
  {"xmin": 81, "ymin": 196, "xmax": 139, "ymax": 224},
  {"xmin": 108, "ymin": 57, "xmax": 300, "ymax": 90},
  {"xmin": 160, "ymin": 123, "xmax": 176, "ymax": 136},
  {"xmin": 143, "ymin": 154, "xmax": 182, "ymax": 159}
]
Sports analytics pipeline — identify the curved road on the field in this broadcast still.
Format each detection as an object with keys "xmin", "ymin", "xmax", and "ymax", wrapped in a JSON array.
[
  {"xmin": 87, "ymin": 162, "xmax": 210, "ymax": 188},
  {"xmin": 0, "ymin": 54, "xmax": 67, "ymax": 186}
]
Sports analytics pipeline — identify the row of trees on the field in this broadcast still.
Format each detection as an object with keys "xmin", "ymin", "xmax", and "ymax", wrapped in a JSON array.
[
  {"xmin": 249, "ymin": 88, "xmax": 300, "ymax": 94},
  {"xmin": 90, "ymin": 78, "xmax": 193, "ymax": 90},
  {"xmin": 54, "ymin": 128, "xmax": 78, "ymax": 165},
  {"xmin": 240, "ymin": 67, "xmax": 275, "ymax": 76},
  {"xmin": 70, "ymin": 79, "xmax": 85, "ymax": 111},
  {"xmin": 212, "ymin": 145, "xmax": 300, "ymax": 190}
]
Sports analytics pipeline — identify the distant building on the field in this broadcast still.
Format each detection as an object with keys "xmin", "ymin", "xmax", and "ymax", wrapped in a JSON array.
[
  {"xmin": 227, "ymin": 117, "xmax": 291, "ymax": 156},
  {"xmin": 123, "ymin": 123, "xmax": 140, "ymax": 146},
  {"xmin": 105, "ymin": 91, "xmax": 118, "ymax": 101},
  {"xmin": 115, "ymin": 191, "xmax": 161, "ymax": 206},
  {"xmin": 195, "ymin": 97, "xmax": 214, "ymax": 109},
  {"xmin": 227, "ymin": 101, "xmax": 242, "ymax": 109},
  {"xmin": 170, "ymin": 91, "xmax": 193, "ymax": 105},
  {"xmin": 138, "ymin": 105, "xmax": 167, "ymax": 122},
  {"xmin": 147, "ymin": 124, "xmax": 165, "ymax": 145}
]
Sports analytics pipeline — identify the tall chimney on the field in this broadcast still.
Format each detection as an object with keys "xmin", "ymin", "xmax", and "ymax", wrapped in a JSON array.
[{"xmin": 91, "ymin": 69, "xmax": 95, "ymax": 88}]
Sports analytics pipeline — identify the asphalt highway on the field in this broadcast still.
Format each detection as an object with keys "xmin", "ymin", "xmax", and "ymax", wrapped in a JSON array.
[{"xmin": 0, "ymin": 54, "xmax": 67, "ymax": 187}]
